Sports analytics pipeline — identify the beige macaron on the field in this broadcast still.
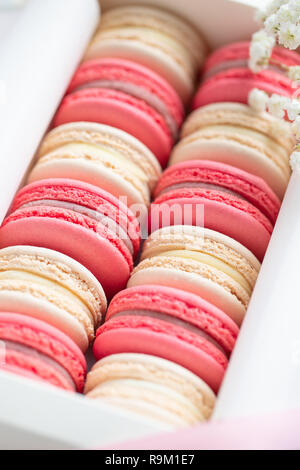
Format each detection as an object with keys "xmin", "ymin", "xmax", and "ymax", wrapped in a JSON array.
[
  {"xmin": 169, "ymin": 102, "xmax": 295, "ymax": 199},
  {"xmin": 128, "ymin": 226, "xmax": 260, "ymax": 326},
  {"xmin": 84, "ymin": 5, "xmax": 207, "ymax": 104},
  {"xmin": 0, "ymin": 246, "xmax": 107, "ymax": 351},
  {"xmin": 29, "ymin": 122, "xmax": 162, "ymax": 210},
  {"xmin": 85, "ymin": 353, "xmax": 216, "ymax": 429}
]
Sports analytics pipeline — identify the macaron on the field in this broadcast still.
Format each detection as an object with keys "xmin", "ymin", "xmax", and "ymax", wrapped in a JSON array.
[
  {"xmin": 194, "ymin": 41, "xmax": 300, "ymax": 108},
  {"xmin": 84, "ymin": 5, "xmax": 207, "ymax": 104},
  {"xmin": 202, "ymin": 41, "xmax": 300, "ymax": 81},
  {"xmin": 85, "ymin": 354, "xmax": 216, "ymax": 428},
  {"xmin": 149, "ymin": 187, "xmax": 272, "ymax": 262},
  {"xmin": 0, "ymin": 246, "xmax": 106, "ymax": 352},
  {"xmin": 29, "ymin": 122, "xmax": 161, "ymax": 210},
  {"xmin": 0, "ymin": 179, "xmax": 140, "ymax": 299},
  {"xmin": 170, "ymin": 102, "xmax": 294, "ymax": 200},
  {"xmin": 0, "ymin": 313, "xmax": 86, "ymax": 392},
  {"xmin": 128, "ymin": 226, "xmax": 260, "ymax": 325},
  {"xmin": 154, "ymin": 160, "xmax": 281, "ymax": 226},
  {"xmin": 54, "ymin": 59, "xmax": 184, "ymax": 167},
  {"xmin": 93, "ymin": 285, "xmax": 239, "ymax": 393}
]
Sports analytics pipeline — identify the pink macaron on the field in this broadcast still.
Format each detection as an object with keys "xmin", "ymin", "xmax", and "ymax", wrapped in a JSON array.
[
  {"xmin": 93, "ymin": 285, "xmax": 239, "ymax": 393},
  {"xmin": 203, "ymin": 42, "xmax": 300, "ymax": 79},
  {"xmin": 0, "ymin": 313, "xmax": 86, "ymax": 392},
  {"xmin": 154, "ymin": 160, "xmax": 281, "ymax": 226},
  {"xmin": 149, "ymin": 184, "xmax": 273, "ymax": 262},
  {"xmin": 54, "ymin": 58, "xmax": 185, "ymax": 167},
  {"xmin": 193, "ymin": 41, "xmax": 300, "ymax": 109},
  {"xmin": 0, "ymin": 179, "xmax": 141, "ymax": 299}
]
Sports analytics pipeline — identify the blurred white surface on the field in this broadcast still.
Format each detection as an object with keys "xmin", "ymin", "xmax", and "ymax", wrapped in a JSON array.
[
  {"xmin": 0, "ymin": 371, "xmax": 163, "ymax": 450},
  {"xmin": 0, "ymin": 0, "xmax": 100, "ymax": 223}
]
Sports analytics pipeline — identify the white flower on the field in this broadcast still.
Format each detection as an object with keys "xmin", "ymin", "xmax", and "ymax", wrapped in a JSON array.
[
  {"xmin": 268, "ymin": 94, "xmax": 289, "ymax": 118},
  {"xmin": 276, "ymin": 3, "xmax": 296, "ymax": 23},
  {"xmin": 256, "ymin": 0, "xmax": 289, "ymax": 22},
  {"xmin": 290, "ymin": 150, "xmax": 300, "ymax": 172},
  {"xmin": 266, "ymin": 0, "xmax": 290, "ymax": 16},
  {"xmin": 278, "ymin": 22, "xmax": 300, "ymax": 50},
  {"xmin": 249, "ymin": 30, "xmax": 275, "ymax": 72},
  {"xmin": 265, "ymin": 14, "xmax": 280, "ymax": 36},
  {"xmin": 286, "ymin": 0, "xmax": 300, "ymax": 18},
  {"xmin": 248, "ymin": 88, "xmax": 269, "ymax": 113},
  {"xmin": 286, "ymin": 99, "xmax": 300, "ymax": 120},
  {"xmin": 288, "ymin": 66, "xmax": 300, "ymax": 83},
  {"xmin": 291, "ymin": 116, "xmax": 300, "ymax": 139}
]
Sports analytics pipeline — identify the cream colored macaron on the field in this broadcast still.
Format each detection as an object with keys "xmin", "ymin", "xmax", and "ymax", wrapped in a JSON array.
[
  {"xmin": 169, "ymin": 102, "xmax": 295, "ymax": 199},
  {"xmin": 128, "ymin": 226, "xmax": 260, "ymax": 326},
  {"xmin": 0, "ymin": 246, "xmax": 107, "ymax": 351},
  {"xmin": 84, "ymin": 5, "xmax": 207, "ymax": 104},
  {"xmin": 85, "ymin": 353, "xmax": 216, "ymax": 429},
  {"xmin": 29, "ymin": 122, "xmax": 162, "ymax": 210}
]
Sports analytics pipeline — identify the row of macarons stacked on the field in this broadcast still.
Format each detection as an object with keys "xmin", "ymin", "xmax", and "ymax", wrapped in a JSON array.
[
  {"xmin": 0, "ymin": 5, "xmax": 216, "ymax": 429},
  {"xmin": 0, "ymin": 5, "xmax": 298, "ymax": 430},
  {"xmin": 84, "ymin": 10, "xmax": 298, "ymax": 425}
]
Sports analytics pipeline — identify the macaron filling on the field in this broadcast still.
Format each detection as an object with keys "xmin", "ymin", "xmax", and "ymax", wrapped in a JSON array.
[
  {"xmin": 2, "ymin": 339, "xmax": 76, "ymax": 390},
  {"xmin": 18, "ymin": 199, "xmax": 134, "ymax": 255},
  {"xmin": 37, "ymin": 123, "xmax": 162, "ymax": 194},
  {"xmin": 177, "ymin": 125, "xmax": 291, "ymax": 179},
  {"xmin": 158, "ymin": 182, "xmax": 247, "ymax": 203},
  {"xmin": 30, "ymin": 142, "xmax": 150, "ymax": 206},
  {"xmin": 0, "ymin": 247, "xmax": 105, "ymax": 327},
  {"xmin": 203, "ymin": 60, "xmax": 289, "ymax": 80},
  {"xmin": 109, "ymin": 310, "xmax": 228, "ymax": 357},
  {"xmin": 198, "ymin": 68, "xmax": 294, "ymax": 97},
  {"xmin": 72, "ymin": 80, "xmax": 179, "ymax": 139},
  {"xmin": 90, "ymin": 27, "xmax": 195, "ymax": 80}
]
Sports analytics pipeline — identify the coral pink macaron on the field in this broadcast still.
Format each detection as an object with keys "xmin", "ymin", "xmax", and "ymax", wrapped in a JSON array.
[
  {"xmin": 202, "ymin": 42, "xmax": 300, "ymax": 79},
  {"xmin": 54, "ymin": 58, "xmax": 185, "ymax": 167},
  {"xmin": 0, "ymin": 179, "xmax": 141, "ymax": 299},
  {"xmin": 0, "ymin": 313, "xmax": 86, "ymax": 392},
  {"xmin": 193, "ymin": 41, "xmax": 300, "ymax": 108},
  {"xmin": 154, "ymin": 160, "xmax": 281, "ymax": 226},
  {"xmin": 93, "ymin": 285, "xmax": 239, "ymax": 393},
  {"xmin": 150, "ymin": 184, "xmax": 273, "ymax": 262}
]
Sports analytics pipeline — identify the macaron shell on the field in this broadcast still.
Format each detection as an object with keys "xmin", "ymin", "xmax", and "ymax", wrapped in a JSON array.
[
  {"xmin": 37, "ymin": 122, "xmax": 162, "ymax": 194},
  {"xmin": 203, "ymin": 42, "xmax": 300, "ymax": 76},
  {"xmin": 11, "ymin": 179, "xmax": 141, "ymax": 259},
  {"xmin": 154, "ymin": 160, "xmax": 281, "ymax": 225},
  {"xmin": 142, "ymin": 225, "xmax": 260, "ymax": 280},
  {"xmin": 67, "ymin": 58, "xmax": 184, "ymax": 131},
  {"xmin": 169, "ymin": 133, "xmax": 289, "ymax": 200},
  {"xmin": 0, "ymin": 313, "xmax": 86, "ymax": 391},
  {"xmin": 84, "ymin": 38, "xmax": 194, "ymax": 106},
  {"xmin": 28, "ymin": 155, "xmax": 150, "ymax": 211},
  {"xmin": 88, "ymin": 380, "xmax": 201, "ymax": 428},
  {"xmin": 54, "ymin": 88, "xmax": 172, "ymax": 167},
  {"xmin": 0, "ymin": 289, "xmax": 89, "ymax": 351},
  {"xmin": 106, "ymin": 285, "xmax": 239, "ymax": 354},
  {"xmin": 150, "ymin": 188, "xmax": 272, "ymax": 261},
  {"xmin": 0, "ymin": 363, "xmax": 47, "ymax": 383},
  {"xmin": 127, "ymin": 266, "xmax": 246, "ymax": 326},
  {"xmin": 0, "ymin": 209, "xmax": 132, "ymax": 300},
  {"xmin": 3, "ymin": 349, "xmax": 76, "ymax": 392},
  {"xmin": 93, "ymin": 323, "xmax": 226, "ymax": 393},
  {"xmin": 193, "ymin": 69, "xmax": 294, "ymax": 109},
  {"xmin": 86, "ymin": 353, "xmax": 216, "ymax": 422}
]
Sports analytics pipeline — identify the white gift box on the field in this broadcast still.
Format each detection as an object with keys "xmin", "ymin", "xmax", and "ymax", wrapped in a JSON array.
[{"xmin": 0, "ymin": 0, "xmax": 299, "ymax": 450}]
